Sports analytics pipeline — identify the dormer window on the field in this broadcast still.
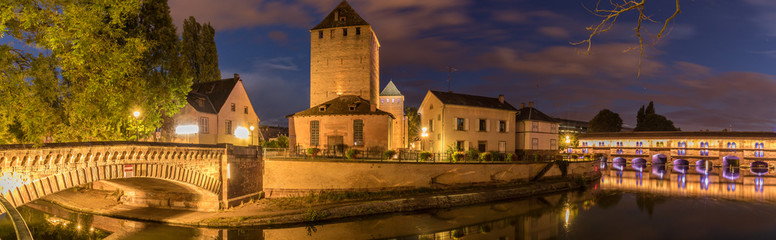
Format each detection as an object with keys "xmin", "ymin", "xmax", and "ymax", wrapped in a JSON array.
[
  {"xmin": 319, "ymin": 106, "xmax": 326, "ymax": 112},
  {"xmin": 349, "ymin": 104, "xmax": 357, "ymax": 111},
  {"xmin": 339, "ymin": 17, "xmax": 346, "ymax": 22}
]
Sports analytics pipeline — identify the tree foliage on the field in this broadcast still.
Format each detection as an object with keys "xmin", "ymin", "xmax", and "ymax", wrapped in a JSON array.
[
  {"xmin": 0, "ymin": 0, "xmax": 192, "ymax": 144},
  {"xmin": 182, "ymin": 17, "xmax": 220, "ymax": 83},
  {"xmin": 405, "ymin": 106, "xmax": 420, "ymax": 141},
  {"xmin": 634, "ymin": 101, "xmax": 679, "ymax": 131},
  {"xmin": 589, "ymin": 109, "xmax": 623, "ymax": 132}
]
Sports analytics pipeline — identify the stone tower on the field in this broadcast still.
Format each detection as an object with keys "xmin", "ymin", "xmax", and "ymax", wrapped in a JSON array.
[
  {"xmin": 309, "ymin": 0, "xmax": 380, "ymax": 108},
  {"xmin": 380, "ymin": 81, "xmax": 407, "ymax": 149}
]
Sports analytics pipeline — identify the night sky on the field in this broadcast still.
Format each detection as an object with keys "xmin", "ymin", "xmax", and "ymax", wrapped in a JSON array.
[{"xmin": 168, "ymin": 0, "xmax": 776, "ymax": 131}]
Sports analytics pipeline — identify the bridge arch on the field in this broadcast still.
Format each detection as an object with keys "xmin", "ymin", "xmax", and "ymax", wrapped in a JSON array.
[
  {"xmin": 723, "ymin": 155, "xmax": 740, "ymax": 168},
  {"xmin": 652, "ymin": 154, "xmax": 667, "ymax": 165},
  {"xmin": 613, "ymin": 157, "xmax": 626, "ymax": 164},
  {"xmin": 751, "ymin": 161, "xmax": 769, "ymax": 175},
  {"xmin": 1, "ymin": 163, "xmax": 222, "ymax": 209}
]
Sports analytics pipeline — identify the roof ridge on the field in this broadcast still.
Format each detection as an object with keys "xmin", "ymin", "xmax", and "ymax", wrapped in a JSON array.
[{"xmin": 312, "ymin": 0, "xmax": 370, "ymax": 30}]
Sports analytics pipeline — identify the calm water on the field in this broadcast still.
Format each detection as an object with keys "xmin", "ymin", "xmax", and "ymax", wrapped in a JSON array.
[{"xmin": 5, "ymin": 162, "xmax": 776, "ymax": 239}]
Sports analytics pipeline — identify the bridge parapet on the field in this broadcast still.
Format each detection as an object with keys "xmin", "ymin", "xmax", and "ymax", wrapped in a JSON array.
[{"xmin": 0, "ymin": 142, "xmax": 262, "ymax": 211}]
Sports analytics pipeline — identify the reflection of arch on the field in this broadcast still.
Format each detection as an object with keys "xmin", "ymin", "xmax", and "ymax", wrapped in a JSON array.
[
  {"xmin": 652, "ymin": 154, "xmax": 667, "ymax": 165},
  {"xmin": 3, "ymin": 164, "xmax": 222, "ymax": 209},
  {"xmin": 673, "ymin": 160, "xmax": 689, "ymax": 174},
  {"xmin": 632, "ymin": 162, "xmax": 646, "ymax": 171},
  {"xmin": 723, "ymin": 165, "xmax": 740, "ymax": 180},
  {"xmin": 613, "ymin": 157, "xmax": 626, "ymax": 164},
  {"xmin": 613, "ymin": 162, "xmax": 625, "ymax": 171},
  {"xmin": 652, "ymin": 164, "xmax": 667, "ymax": 176},
  {"xmin": 751, "ymin": 161, "xmax": 769, "ymax": 175},
  {"xmin": 696, "ymin": 160, "xmax": 713, "ymax": 174},
  {"xmin": 723, "ymin": 156, "xmax": 740, "ymax": 168}
]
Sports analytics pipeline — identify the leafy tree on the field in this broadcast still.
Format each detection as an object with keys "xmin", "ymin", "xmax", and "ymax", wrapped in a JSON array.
[
  {"xmin": 589, "ymin": 109, "xmax": 623, "ymax": 132},
  {"xmin": 558, "ymin": 133, "xmax": 579, "ymax": 150},
  {"xmin": 405, "ymin": 106, "xmax": 420, "ymax": 141},
  {"xmin": 0, "ymin": 0, "xmax": 191, "ymax": 144},
  {"xmin": 637, "ymin": 105, "xmax": 645, "ymax": 127},
  {"xmin": 182, "ymin": 17, "xmax": 221, "ymax": 83},
  {"xmin": 645, "ymin": 101, "xmax": 655, "ymax": 115},
  {"xmin": 634, "ymin": 101, "xmax": 679, "ymax": 131}
]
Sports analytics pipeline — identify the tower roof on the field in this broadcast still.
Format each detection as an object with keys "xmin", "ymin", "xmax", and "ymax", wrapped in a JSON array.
[
  {"xmin": 380, "ymin": 81, "xmax": 403, "ymax": 96},
  {"xmin": 312, "ymin": 0, "xmax": 370, "ymax": 30}
]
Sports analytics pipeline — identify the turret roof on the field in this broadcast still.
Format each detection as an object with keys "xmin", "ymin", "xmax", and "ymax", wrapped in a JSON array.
[
  {"xmin": 312, "ymin": 0, "xmax": 370, "ymax": 30},
  {"xmin": 380, "ymin": 81, "xmax": 403, "ymax": 96}
]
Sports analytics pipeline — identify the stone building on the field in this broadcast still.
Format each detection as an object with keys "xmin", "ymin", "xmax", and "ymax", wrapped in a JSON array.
[
  {"xmin": 418, "ymin": 91, "xmax": 517, "ymax": 153},
  {"xmin": 288, "ymin": 0, "xmax": 407, "ymax": 152},
  {"xmin": 515, "ymin": 102, "xmax": 559, "ymax": 156},
  {"xmin": 168, "ymin": 74, "xmax": 261, "ymax": 146}
]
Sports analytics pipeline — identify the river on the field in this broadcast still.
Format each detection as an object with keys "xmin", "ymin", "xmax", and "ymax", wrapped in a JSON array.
[{"xmin": 4, "ymin": 162, "xmax": 776, "ymax": 239}]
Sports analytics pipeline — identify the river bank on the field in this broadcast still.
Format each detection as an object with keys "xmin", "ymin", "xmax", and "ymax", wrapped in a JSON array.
[{"xmin": 40, "ymin": 174, "xmax": 599, "ymax": 228}]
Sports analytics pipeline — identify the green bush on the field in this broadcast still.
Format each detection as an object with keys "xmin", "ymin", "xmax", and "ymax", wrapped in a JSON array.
[
  {"xmin": 346, "ymin": 149, "xmax": 359, "ymax": 159},
  {"xmin": 383, "ymin": 150, "xmax": 397, "ymax": 159},
  {"xmin": 479, "ymin": 152, "xmax": 492, "ymax": 161},
  {"xmin": 489, "ymin": 151, "xmax": 501, "ymax": 161},
  {"xmin": 307, "ymin": 148, "xmax": 320, "ymax": 157},
  {"xmin": 505, "ymin": 153, "xmax": 516, "ymax": 162},
  {"xmin": 466, "ymin": 149, "xmax": 479, "ymax": 161},
  {"xmin": 419, "ymin": 151, "xmax": 433, "ymax": 162},
  {"xmin": 452, "ymin": 152, "xmax": 465, "ymax": 163}
]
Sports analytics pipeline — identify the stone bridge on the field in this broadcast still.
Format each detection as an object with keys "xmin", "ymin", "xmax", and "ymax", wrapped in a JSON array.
[{"xmin": 0, "ymin": 142, "xmax": 263, "ymax": 214}]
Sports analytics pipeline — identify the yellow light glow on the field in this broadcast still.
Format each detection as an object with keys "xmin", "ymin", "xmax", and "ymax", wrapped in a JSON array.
[
  {"xmin": 133, "ymin": 111, "xmax": 140, "ymax": 118},
  {"xmin": 565, "ymin": 135, "xmax": 571, "ymax": 144},
  {"xmin": 175, "ymin": 125, "xmax": 199, "ymax": 135},
  {"xmin": 250, "ymin": 126, "xmax": 255, "ymax": 131}
]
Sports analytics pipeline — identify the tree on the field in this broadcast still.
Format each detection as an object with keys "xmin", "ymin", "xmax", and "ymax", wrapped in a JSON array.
[
  {"xmin": 182, "ymin": 17, "xmax": 221, "ymax": 83},
  {"xmin": 637, "ymin": 105, "xmax": 645, "ymax": 127},
  {"xmin": 405, "ymin": 106, "xmax": 420, "ymax": 141},
  {"xmin": 558, "ymin": 133, "xmax": 579, "ymax": 150},
  {"xmin": 574, "ymin": 0, "xmax": 682, "ymax": 75},
  {"xmin": 589, "ymin": 109, "xmax": 623, "ymax": 132},
  {"xmin": 0, "ymin": 0, "xmax": 191, "ymax": 144},
  {"xmin": 634, "ymin": 101, "xmax": 679, "ymax": 131}
]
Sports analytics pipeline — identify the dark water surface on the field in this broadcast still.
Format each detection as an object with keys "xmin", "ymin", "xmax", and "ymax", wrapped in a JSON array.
[{"xmin": 4, "ymin": 162, "xmax": 776, "ymax": 239}]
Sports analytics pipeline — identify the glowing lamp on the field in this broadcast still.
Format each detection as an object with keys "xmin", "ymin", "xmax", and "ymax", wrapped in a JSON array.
[
  {"xmin": 175, "ymin": 125, "xmax": 199, "ymax": 135},
  {"xmin": 235, "ymin": 126, "xmax": 250, "ymax": 139},
  {"xmin": 133, "ymin": 111, "xmax": 140, "ymax": 118}
]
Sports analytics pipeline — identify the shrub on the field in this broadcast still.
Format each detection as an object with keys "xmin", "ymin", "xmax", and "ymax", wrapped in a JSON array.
[
  {"xmin": 419, "ymin": 151, "xmax": 433, "ymax": 162},
  {"xmin": 479, "ymin": 152, "xmax": 492, "ymax": 162},
  {"xmin": 307, "ymin": 148, "xmax": 320, "ymax": 157},
  {"xmin": 452, "ymin": 152, "xmax": 465, "ymax": 163},
  {"xmin": 505, "ymin": 153, "xmax": 516, "ymax": 162},
  {"xmin": 383, "ymin": 150, "xmax": 397, "ymax": 160},
  {"xmin": 571, "ymin": 154, "xmax": 579, "ymax": 159},
  {"xmin": 489, "ymin": 151, "xmax": 501, "ymax": 161},
  {"xmin": 466, "ymin": 149, "xmax": 479, "ymax": 161},
  {"xmin": 346, "ymin": 149, "xmax": 359, "ymax": 159},
  {"xmin": 532, "ymin": 154, "xmax": 539, "ymax": 161}
]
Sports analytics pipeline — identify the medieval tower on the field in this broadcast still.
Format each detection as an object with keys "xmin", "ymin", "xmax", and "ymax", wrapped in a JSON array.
[{"xmin": 309, "ymin": 0, "xmax": 380, "ymax": 108}]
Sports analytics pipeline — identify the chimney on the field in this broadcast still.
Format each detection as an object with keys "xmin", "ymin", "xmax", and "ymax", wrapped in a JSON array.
[
  {"xmin": 528, "ymin": 101, "xmax": 534, "ymax": 108},
  {"xmin": 520, "ymin": 102, "xmax": 525, "ymax": 108},
  {"xmin": 234, "ymin": 73, "xmax": 241, "ymax": 80},
  {"xmin": 498, "ymin": 94, "xmax": 504, "ymax": 104},
  {"xmin": 370, "ymin": 103, "xmax": 377, "ymax": 112}
]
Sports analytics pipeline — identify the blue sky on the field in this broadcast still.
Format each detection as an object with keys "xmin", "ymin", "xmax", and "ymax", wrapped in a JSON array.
[{"xmin": 169, "ymin": 0, "xmax": 776, "ymax": 131}]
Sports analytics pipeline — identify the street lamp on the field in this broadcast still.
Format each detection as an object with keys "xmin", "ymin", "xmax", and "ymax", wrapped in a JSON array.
[
  {"xmin": 565, "ymin": 135, "xmax": 571, "ymax": 144},
  {"xmin": 250, "ymin": 126, "xmax": 255, "ymax": 145},
  {"xmin": 133, "ymin": 111, "xmax": 140, "ymax": 142}
]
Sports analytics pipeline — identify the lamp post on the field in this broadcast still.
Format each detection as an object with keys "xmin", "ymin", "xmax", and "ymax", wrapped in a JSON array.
[
  {"xmin": 250, "ymin": 126, "xmax": 255, "ymax": 145},
  {"xmin": 133, "ymin": 111, "xmax": 140, "ymax": 142}
]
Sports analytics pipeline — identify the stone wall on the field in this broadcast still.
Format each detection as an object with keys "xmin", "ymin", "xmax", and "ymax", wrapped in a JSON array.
[
  {"xmin": 263, "ymin": 160, "xmax": 594, "ymax": 198},
  {"xmin": 224, "ymin": 145, "xmax": 263, "ymax": 206}
]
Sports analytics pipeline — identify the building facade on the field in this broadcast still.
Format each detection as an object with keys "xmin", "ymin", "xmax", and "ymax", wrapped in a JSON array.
[
  {"xmin": 418, "ymin": 91, "xmax": 517, "ymax": 153},
  {"xmin": 289, "ymin": 0, "xmax": 407, "ymax": 152},
  {"xmin": 573, "ymin": 131, "xmax": 776, "ymax": 168},
  {"xmin": 309, "ymin": 0, "xmax": 379, "ymax": 108},
  {"xmin": 515, "ymin": 102, "xmax": 559, "ymax": 156},
  {"xmin": 169, "ymin": 74, "xmax": 261, "ymax": 146},
  {"xmin": 555, "ymin": 118, "xmax": 588, "ymax": 135}
]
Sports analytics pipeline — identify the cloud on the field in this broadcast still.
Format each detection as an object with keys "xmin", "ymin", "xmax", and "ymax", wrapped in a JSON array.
[
  {"xmin": 168, "ymin": 0, "xmax": 315, "ymax": 30},
  {"xmin": 259, "ymin": 57, "xmax": 299, "ymax": 71},
  {"xmin": 537, "ymin": 26, "xmax": 571, "ymax": 39},
  {"xmin": 268, "ymin": 31, "xmax": 288, "ymax": 44}
]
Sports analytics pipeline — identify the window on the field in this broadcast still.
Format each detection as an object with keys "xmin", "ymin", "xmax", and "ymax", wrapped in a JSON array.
[
  {"xmin": 319, "ymin": 106, "xmax": 326, "ymax": 112},
  {"xmin": 353, "ymin": 120, "xmax": 363, "ymax": 146},
  {"xmin": 318, "ymin": 30, "xmax": 323, "ymax": 38},
  {"xmin": 330, "ymin": 29, "xmax": 335, "ymax": 38},
  {"xmin": 456, "ymin": 118, "xmax": 465, "ymax": 131},
  {"xmin": 499, "ymin": 121, "xmax": 506, "ymax": 132},
  {"xmin": 356, "ymin": 27, "xmax": 361, "ymax": 35},
  {"xmin": 428, "ymin": 119, "xmax": 434, "ymax": 132},
  {"xmin": 199, "ymin": 117, "xmax": 209, "ymax": 134},
  {"xmin": 532, "ymin": 138, "xmax": 539, "ymax": 150},
  {"xmin": 231, "ymin": 103, "xmax": 235, "ymax": 111},
  {"xmin": 225, "ymin": 120, "xmax": 232, "ymax": 135},
  {"xmin": 499, "ymin": 141, "xmax": 506, "ymax": 153},
  {"xmin": 479, "ymin": 119, "xmax": 487, "ymax": 132},
  {"xmin": 551, "ymin": 139, "xmax": 557, "ymax": 150},
  {"xmin": 310, "ymin": 121, "xmax": 320, "ymax": 146},
  {"xmin": 343, "ymin": 28, "xmax": 348, "ymax": 36},
  {"xmin": 456, "ymin": 141, "xmax": 465, "ymax": 151},
  {"xmin": 551, "ymin": 124, "xmax": 557, "ymax": 133},
  {"xmin": 532, "ymin": 122, "xmax": 539, "ymax": 131},
  {"xmin": 244, "ymin": 106, "xmax": 248, "ymax": 114},
  {"xmin": 478, "ymin": 141, "xmax": 487, "ymax": 152},
  {"xmin": 348, "ymin": 104, "xmax": 356, "ymax": 111}
]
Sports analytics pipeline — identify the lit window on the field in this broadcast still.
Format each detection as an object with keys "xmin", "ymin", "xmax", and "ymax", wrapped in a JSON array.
[{"xmin": 353, "ymin": 120, "xmax": 363, "ymax": 146}]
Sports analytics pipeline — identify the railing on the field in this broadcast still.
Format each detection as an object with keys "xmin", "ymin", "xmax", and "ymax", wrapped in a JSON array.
[{"xmin": 264, "ymin": 148, "xmax": 572, "ymax": 163}]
